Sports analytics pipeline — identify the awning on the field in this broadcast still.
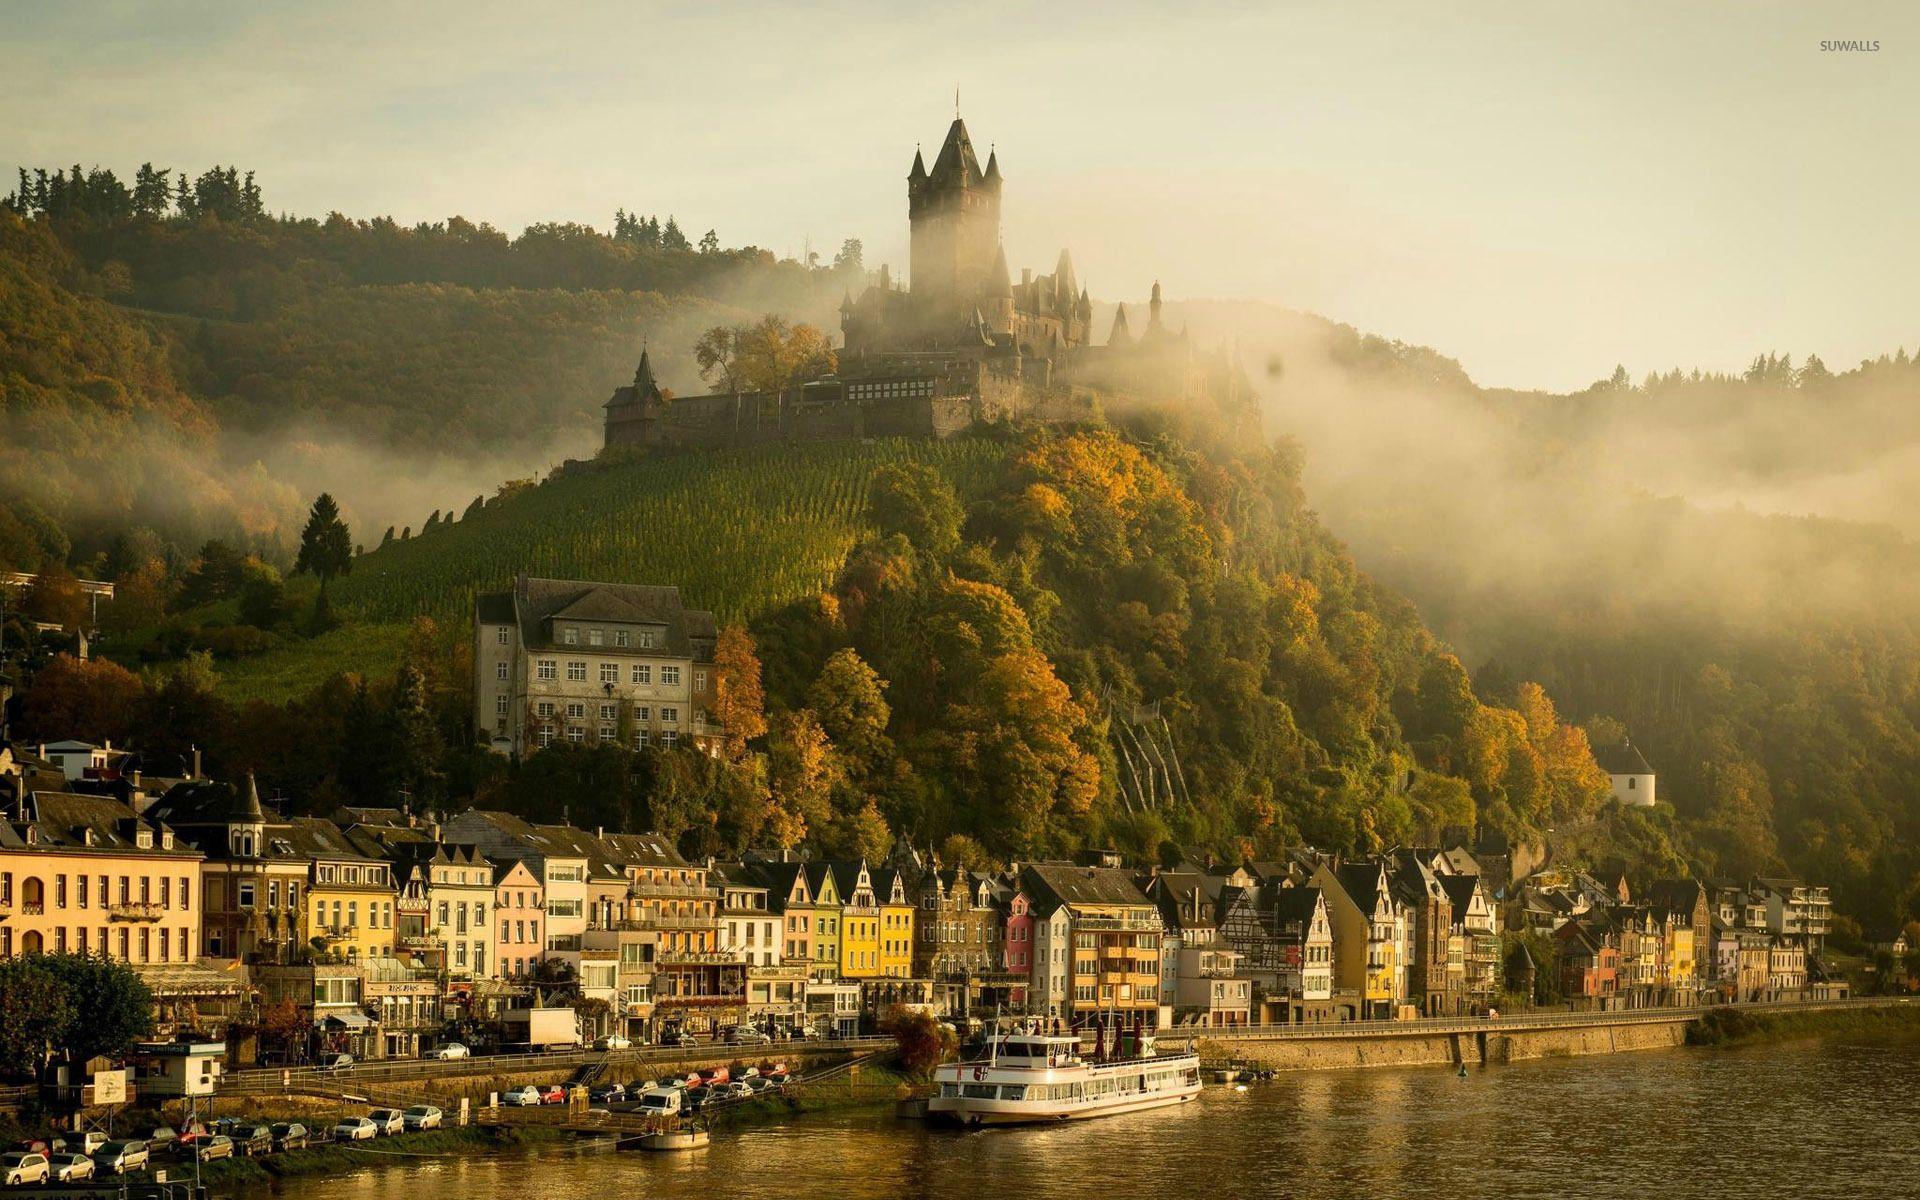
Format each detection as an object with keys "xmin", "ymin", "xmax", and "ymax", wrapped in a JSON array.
[
  {"xmin": 132, "ymin": 961, "xmax": 248, "ymax": 999},
  {"xmin": 317, "ymin": 1010, "xmax": 371, "ymax": 1029}
]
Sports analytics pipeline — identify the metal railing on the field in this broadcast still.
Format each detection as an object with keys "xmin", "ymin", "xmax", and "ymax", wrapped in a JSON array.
[{"xmin": 1180, "ymin": 994, "xmax": 1895, "ymax": 1042}]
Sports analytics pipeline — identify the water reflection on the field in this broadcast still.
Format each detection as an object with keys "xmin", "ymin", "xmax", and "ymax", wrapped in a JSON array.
[{"xmin": 261, "ymin": 1038, "xmax": 1920, "ymax": 1200}]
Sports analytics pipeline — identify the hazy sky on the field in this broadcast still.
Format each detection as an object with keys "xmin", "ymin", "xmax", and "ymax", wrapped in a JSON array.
[{"xmin": 4, "ymin": 1, "xmax": 1915, "ymax": 391}]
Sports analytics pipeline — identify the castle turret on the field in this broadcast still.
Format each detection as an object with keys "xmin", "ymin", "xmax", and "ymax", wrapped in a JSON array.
[
  {"xmin": 630, "ymin": 346, "xmax": 663, "ymax": 402},
  {"xmin": 1148, "ymin": 280, "xmax": 1164, "ymax": 331},
  {"xmin": 988, "ymin": 242, "xmax": 1014, "ymax": 334},
  {"xmin": 1108, "ymin": 303, "xmax": 1133, "ymax": 348}
]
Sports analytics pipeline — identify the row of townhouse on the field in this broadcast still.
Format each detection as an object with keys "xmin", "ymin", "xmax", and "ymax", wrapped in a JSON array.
[{"xmin": 1515, "ymin": 871, "xmax": 1837, "ymax": 1006}]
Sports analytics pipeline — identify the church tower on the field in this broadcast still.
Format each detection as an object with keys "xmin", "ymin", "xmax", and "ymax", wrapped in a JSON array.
[{"xmin": 908, "ymin": 118, "xmax": 1002, "ymax": 322}]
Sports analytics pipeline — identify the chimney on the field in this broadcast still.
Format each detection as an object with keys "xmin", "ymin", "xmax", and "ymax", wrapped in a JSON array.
[
  {"xmin": 190, "ymin": 746, "xmax": 202, "ymax": 780},
  {"xmin": 1021, "ymin": 267, "xmax": 1032, "ymax": 287}
]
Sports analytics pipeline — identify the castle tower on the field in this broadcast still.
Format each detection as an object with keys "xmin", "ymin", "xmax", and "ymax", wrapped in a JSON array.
[
  {"xmin": 909, "ymin": 118, "xmax": 1002, "ymax": 320},
  {"xmin": 988, "ymin": 242, "xmax": 1015, "ymax": 335},
  {"xmin": 1108, "ymin": 303, "xmax": 1133, "ymax": 348},
  {"xmin": 1148, "ymin": 280, "xmax": 1165, "ymax": 332}
]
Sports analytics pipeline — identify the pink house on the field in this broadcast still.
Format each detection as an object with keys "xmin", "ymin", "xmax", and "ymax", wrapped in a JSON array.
[
  {"xmin": 492, "ymin": 858, "xmax": 544, "ymax": 980},
  {"xmin": 1003, "ymin": 889, "xmax": 1034, "ymax": 979}
]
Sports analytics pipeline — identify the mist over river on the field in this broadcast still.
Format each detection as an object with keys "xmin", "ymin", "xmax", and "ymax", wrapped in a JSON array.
[{"xmin": 258, "ymin": 1037, "xmax": 1918, "ymax": 1200}]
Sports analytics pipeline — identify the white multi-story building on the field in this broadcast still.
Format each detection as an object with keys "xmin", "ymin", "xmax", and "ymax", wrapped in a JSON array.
[{"xmin": 473, "ymin": 575, "xmax": 720, "ymax": 756}]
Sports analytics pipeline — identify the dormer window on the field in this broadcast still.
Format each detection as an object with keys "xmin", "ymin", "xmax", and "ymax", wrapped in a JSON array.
[
  {"xmin": 136, "ymin": 829, "xmax": 154, "ymax": 849},
  {"xmin": 562, "ymin": 626, "xmax": 579, "ymax": 645}
]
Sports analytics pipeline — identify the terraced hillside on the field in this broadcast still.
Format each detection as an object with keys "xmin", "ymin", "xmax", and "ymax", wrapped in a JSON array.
[{"xmin": 214, "ymin": 438, "xmax": 1010, "ymax": 699}]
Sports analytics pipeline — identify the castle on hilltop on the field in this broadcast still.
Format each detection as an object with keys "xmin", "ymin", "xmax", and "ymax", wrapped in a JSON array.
[{"xmin": 604, "ymin": 116, "xmax": 1245, "ymax": 452}]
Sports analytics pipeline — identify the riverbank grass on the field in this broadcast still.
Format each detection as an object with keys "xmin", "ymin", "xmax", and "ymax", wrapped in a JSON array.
[{"xmin": 1687, "ymin": 1003, "xmax": 1920, "ymax": 1047}]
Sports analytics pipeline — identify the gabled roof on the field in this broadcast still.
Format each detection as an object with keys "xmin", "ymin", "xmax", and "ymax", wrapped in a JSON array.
[
  {"xmin": 285, "ymin": 816, "xmax": 382, "ymax": 863},
  {"xmin": 1592, "ymin": 740, "xmax": 1654, "ymax": 775},
  {"xmin": 1438, "ymin": 872, "xmax": 1484, "ymax": 919},
  {"xmin": 475, "ymin": 576, "xmax": 717, "ymax": 662},
  {"xmin": 14, "ymin": 791, "xmax": 198, "ymax": 857},
  {"xmin": 599, "ymin": 831, "xmax": 688, "ymax": 870},
  {"xmin": 1020, "ymin": 862, "xmax": 1154, "ymax": 917}
]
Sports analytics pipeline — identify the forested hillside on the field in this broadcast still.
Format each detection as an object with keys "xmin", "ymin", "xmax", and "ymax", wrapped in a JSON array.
[
  {"xmin": 1177, "ymin": 297, "xmax": 1920, "ymax": 931},
  {"xmin": 0, "ymin": 163, "xmax": 855, "ymax": 567}
]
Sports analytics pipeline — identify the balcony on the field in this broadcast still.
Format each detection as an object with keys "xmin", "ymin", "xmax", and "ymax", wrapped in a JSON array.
[
  {"xmin": 657, "ymin": 949, "xmax": 739, "ymax": 965},
  {"xmin": 109, "ymin": 902, "xmax": 166, "ymax": 922},
  {"xmin": 599, "ymin": 914, "xmax": 712, "ymax": 933},
  {"xmin": 1072, "ymin": 915, "xmax": 1161, "ymax": 933},
  {"xmin": 626, "ymin": 882, "xmax": 713, "ymax": 900}
]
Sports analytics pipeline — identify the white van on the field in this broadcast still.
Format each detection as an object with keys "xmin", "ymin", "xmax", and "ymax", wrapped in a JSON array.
[{"xmin": 637, "ymin": 1086, "xmax": 684, "ymax": 1117}]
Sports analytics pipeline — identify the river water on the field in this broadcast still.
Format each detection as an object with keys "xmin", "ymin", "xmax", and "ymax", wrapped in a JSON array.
[{"xmin": 262, "ymin": 1036, "xmax": 1919, "ymax": 1200}]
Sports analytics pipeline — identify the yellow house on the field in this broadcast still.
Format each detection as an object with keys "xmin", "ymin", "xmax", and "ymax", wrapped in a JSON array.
[
  {"xmin": 871, "ymin": 866, "xmax": 915, "ymax": 979},
  {"xmin": 1315, "ymin": 861, "xmax": 1402, "ymax": 1020},
  {"xmin": 291, "ymin": 818, "xmax": 396, "ymax": 962},
  {"xmin": 830, "ymin": 861, "xmax": 882, "ymax": 979}
]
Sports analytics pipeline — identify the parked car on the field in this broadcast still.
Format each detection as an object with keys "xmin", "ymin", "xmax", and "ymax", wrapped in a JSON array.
[
  {"xmin": 140, "ymin": 1126, "xmax": 179, "ymax": 1155},
  {"xmin": 2, "ymin": 1153, "xmax": 51, "ymax": 1186},
  {"xmin": 366, "ymin": 1109, "xmax": 406, "ymax": 1136},
  {"xmin": 332, "ymin": 1118, "xmax": 378, "ymax": 1142},
  {"xmin": 593, "ymin": 1034, "xmax": 631, "ymax": 1051},
  {"xmin": 401, "ymin": 1106, "xmax": 442, "ymax": 1131},
  {"xmin": 500, "ymin": 1086, "xmax": 542, "ymax": 1107},
  {"xmin": 684, "ymin": 1084, "xmax": 713, "ymax": 1111},
  {"xmin": 722, "ymin": 1080, "xmax": 754, "ymax": 1100},
  {"xmin": 744, "ymin": 1075, "xmax": 773, "ymax": 1094},
  {"xmin": 195, "ymin": 1135, "xmax": 235, "ymax": 1162},
  {"xmin": 588, "ymin": 1083, "xmax": 625, "ymax": 1104},
  {"xmin": 48, "ymin": 1151, "xmax": 96, "ymax": 1182},
  {"xmin": 173, "ymin": 1122, "xmax": 212, "ymax": 1149},
  {"xmin": 429, "ymin": 1042, "xmax": 469, "ymax": 1060},
  {"xmin": 9, "ymin": 1140, "xmax": 50, "ymax": 1157},
  {"xmin": 270, "ymin": 1123, "xmax": 309, "ymax": 1152},
  {"xmin": 537, "ymin": 1085, "xmax": 568, "ymax": 1105},
  {"xmin": 232, "ymin": 1125, "xmax": 275, "ymax": 1157},
  {"xmin": 316, "ymin": 1052, "xmax": 355, "ymax": 1072},
  {"xmin": 660, "ymin": 1030, "xmax": 700, "ymax": 1048},
  {"xmin": 92, "ymin": 1141, "xmax": 150, "ymax": 1175},
  {"xmin": 626, "ymin": 1078, "xmax": 657, "ymax": 1094},
  {"xmin": 52, "ymin": 1131, "xmax": 107, "ymax": 1157}
]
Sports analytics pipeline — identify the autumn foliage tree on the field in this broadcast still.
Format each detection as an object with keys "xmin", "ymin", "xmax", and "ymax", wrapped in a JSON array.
[
  {"xmin": 17, "ymin": 654, "xmax": 142, "ymax": 743},
  {"xmin": 693, "ymin": 314, "xmax": 836, "ymax": 394},
  {"xmin": 711, "ymin": 624, "xmax": 768, "ymax": 758},
  {"xmin": 880, "ymin": 1004, "xmax": 955, "ymax": 1079}
]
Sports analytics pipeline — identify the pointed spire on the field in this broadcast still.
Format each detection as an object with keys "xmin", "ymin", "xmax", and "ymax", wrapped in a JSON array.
[
  {"xmin": 930, "ymin": 118, "xmax": 981, "ymax": 185},
  {"xmin": 239, "ymin": 771, "xmax": 264, "ymax": 821},
  {"xmin": 840, "ymin": 289, "xmax": 855, "ymax": 314},
  {"xmin": 989, "ymin": 242, "xmax": 1012, "ymax": 296},
  {"xmin": 631, "ymin": 345, "xmax": 663, "ymax": 400},
  {"xmin": 1077, "ymin": 286, "xmax": 1092, "ymax": 322},
  {"xmin": 1148, "ymin": 279, "xmax": 1165, "ymax": 331},
  {"xmin": 1108, "ymin": 303, "xmax": 1133, "ymax": 348},
  {"xmin": 984, "ymin": 146, "xmax": 1001, "ymax": 183},
  {"xmin": 909, "ymin": 146, "xmax": 927, "ymax": 181}
]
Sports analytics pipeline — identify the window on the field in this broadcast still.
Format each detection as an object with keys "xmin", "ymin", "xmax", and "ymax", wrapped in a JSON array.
[
  {"xmin": 497, "ymin": 627, "xmax": 510, "ymax": 645},
  {"xmin": 600, "ymin": 725, "xmax": 616, "ymax": 741},
  {"xmin": 495, "ymin": 661, "xmax": 508, "ymax": 681},
  {"xmin": 496, "ymin": 694, "xmax": 509, "ymax": 716},
  {"xmin": 239, "ymin": 881, "xmax": 256, "ymax": 909},
  {"xmin": 662, "ymin": 666, "xmax": 682, "ymax": 686},
  {"xmin": 640, "ymin": 630, "xmax": 657, "ymax": 649},
  {"xmin": 632, "ymin": 664, "xmax": 652, "ymax": 685},
  {"xmin": 537, "ymin": 659, "xmax": 556, "ymax": 681},
  {"xmin": 661, "ymin": 706, "xmax": 679, "ymax": 724},
  {"xmin": 634, "ymin": 705, "xmax": 651, "ymax": 722},
  {"xmin": 662, "ymin": 730, "xmax": 678, "ymax": 747},
  {"xmin": 567, "ymin": 660, "xmax": 588, "ymax": 681},
  {"xmin": 566, "ymin": 702, "xmax": 586, "ymax": 719},
  {"xmin": 615, "ymin": 629, "xmax": 630, "ymax": 648},
  {"xmin": 588, "ymin": 628, "xmax": 604, "ymax": 646},
  {"xmin": 694, "ymin": 669, "xmax": 708, "ymax": 691},
  {"xmin": 567, "ymin": 727, "xmax": 584, "ymax": 744},
  {"xmin": 537, "ymin": 724, "xmax": 555, "ymax": 748},
  {"xmin": 635, "ymin": 730, "xmax": 650, "ymax": 748},
  {"xmin": 599, "ymin": 703, "xmax": 617, "ymax": 720},
  {"xmin": 562, "ymin": 626, "xmax": 579, "ymax": 645},
  {"xmin": 536, "ymin": 701, "xmax": 555, "ymax": 718},
  {"xmin": 600, "ymin": 662, "xmax": 618, "ymax": 684},
  {"xmin": 55, "ymin": 875, "xmax": 66, "ymax": 907}
]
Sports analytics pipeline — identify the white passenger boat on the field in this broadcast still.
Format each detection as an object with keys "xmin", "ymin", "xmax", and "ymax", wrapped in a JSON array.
[{"xmin": 928, "ymin": 1032, "xmax": 1202, "ymax": 1127}]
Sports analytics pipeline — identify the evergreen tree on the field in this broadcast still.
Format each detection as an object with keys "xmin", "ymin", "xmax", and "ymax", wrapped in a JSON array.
[{"xmin": 293, "ymin": 493, "xmax": 353, "ymax": 582}]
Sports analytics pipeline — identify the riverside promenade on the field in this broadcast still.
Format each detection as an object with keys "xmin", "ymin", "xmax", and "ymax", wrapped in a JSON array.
[{"xmin": 1182, "ymin": 996, "xmax": 1910, "ymax": 1071}]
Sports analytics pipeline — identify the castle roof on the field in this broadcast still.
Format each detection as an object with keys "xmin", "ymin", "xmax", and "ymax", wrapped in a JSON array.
[
  {"xmin": 989, "ymin": 243, "xmax": 1011, "ymax": 296},
  {"xmin": 909, "ymin": 146, "xmax": 927, "ymax": 180},
  {"xmin": 929, "ymin": 118, "xmax": 982, "ymax": 186},
  {"xmin": 1108, "ymin": 303, "xmax": 1132, "ymax": 348}
]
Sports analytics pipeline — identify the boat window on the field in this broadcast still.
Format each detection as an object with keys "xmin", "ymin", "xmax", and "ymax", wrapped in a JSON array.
[
  {"xmin": 939, "ymin": 1084, "xmax": 960, "ymax": 1098},
  {"xmin": 999, "ymin": 1085, "xmax": 1029, "ymax": 1100},
  {"xmin": 962, "ymin": 1084, "xmax": 996, "ymax": 1099}
]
